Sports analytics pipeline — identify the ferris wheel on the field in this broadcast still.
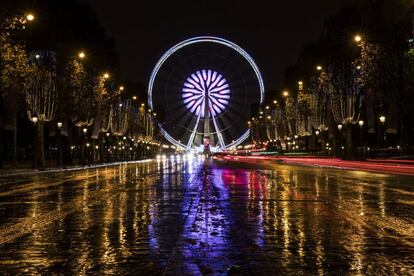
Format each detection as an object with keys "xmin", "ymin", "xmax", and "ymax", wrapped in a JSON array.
[{"xmin": 148, "ymin": 36, "xmax": 264, "ymax": 152}]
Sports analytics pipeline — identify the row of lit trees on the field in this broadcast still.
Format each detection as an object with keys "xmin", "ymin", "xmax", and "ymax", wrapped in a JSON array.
[
  {"xmin": 250, "ymin": 35, "xmax": 410, "ymax": 158},
  {"xmin": 249, "ymin": 1, "xmax": 414, "ymax": 159},
  {"xmin": 0, "ymin": 8, "xmax": 159, "ymax": 169}
]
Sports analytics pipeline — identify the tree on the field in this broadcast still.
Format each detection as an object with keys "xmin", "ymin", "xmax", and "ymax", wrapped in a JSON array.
[
  {"xmin": 0, "ymin": 14, "xmax": 32, "ymax": 168},
  {"xmin": 26, "ymin": 51, "xmax": 57, "ymax": 168}
]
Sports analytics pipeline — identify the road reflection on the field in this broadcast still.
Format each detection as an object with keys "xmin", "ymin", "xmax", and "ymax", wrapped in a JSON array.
[{"xmin": 0, "ymin": 157, "xmax": 412, "ymax": 274}]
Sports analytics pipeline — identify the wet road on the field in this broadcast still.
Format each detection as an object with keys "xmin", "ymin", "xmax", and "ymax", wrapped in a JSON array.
[{"xmin": 0, "ymin": 156, "xmax": 413, "ymax": 275}]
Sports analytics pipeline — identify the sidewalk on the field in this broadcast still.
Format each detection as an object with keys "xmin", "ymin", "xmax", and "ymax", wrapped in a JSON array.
[
  {"xmin": 217, "ymin": 155, "xmax": 414, "ymax": 176},
  {"xmin": 0, "ymin": 159, "xmax": 153, "ymax": 178}
]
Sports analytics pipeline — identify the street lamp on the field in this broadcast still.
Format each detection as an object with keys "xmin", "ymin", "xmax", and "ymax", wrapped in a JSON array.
[
  {"xmin": 119, "ymin": 86, "xmax": 124, "ymax": 91},
  {"xmin": 315, "ymin": 130, "xmax": 320, "ymax": 136},
  {"xmin": 283, "ymin": 90, "xmax": 289, "ymax": 97},
  {"xmin": 358, "ymin": 120, "xmax": 364, "ymax": 128},
  {"xmin": 78, "ymin": 51, "xmax": 85, "ymax": 59},
  {"xmin": 103, "ymin": 73, "xmax": 110, "ymax": 79},
  {"xmin": 379, "ymin": 116, "xmax": 386, "ymax": 124},
  {"xmin": 57, "ymin": 122, "xmax": 63, "ymax": 129},
  {"xmin": 132, "ymin": 96, "xmax": 137, "ymax": 100},
  {"xmin": 273, "ymin": 100, "xmax": 277, "ymax": 104},
  {"xmin": 354, "ymin": 35, "xmax": 362, "ymax": 43},
  {"xmin": 337, "ymin": 124, "xmax": 343, "ymax": 131},
  {"xmin": 316, "ymin": 65, "xmax": 322, "ymax": 71},
  {"xmin": 82, "ymin": 128, "xmax": 87, "ymax": 134},
  {"xmin": 32, "ymin": 116, "xmax": 39, "ymax": 124}
]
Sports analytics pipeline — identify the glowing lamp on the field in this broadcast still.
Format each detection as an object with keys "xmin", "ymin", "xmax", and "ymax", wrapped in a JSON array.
[
  {"xmin": 57, "ymin": 122, "xmax": 63, "ymax": 129},
  {"xmin": 26, "ymin": 14, "xmax": 34, "ymax": 21},
  {"xmin": 379, "ymin": 116, "xmax": 386, "ymax": 123},
  {"xmin": 32, "ymin": 116, "xmax": 38, "ymax": 123},
  {"xmin": 337, "ymin": 124, "xmax": 343, "ymax": 130}
]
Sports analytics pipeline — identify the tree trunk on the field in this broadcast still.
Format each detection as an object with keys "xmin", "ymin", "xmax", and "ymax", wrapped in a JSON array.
[
  {"xmin": 37, "ymin": 121, "xmax": 45, "ymax": 168},
  {"xmin": 12, "ymin": 127, "xmax": 17, "ymax": 167},
  {"xmin": 344, "ymin": 123, "xmax": 355, "ymax": 160},
  {"xmin": 0, "ymin": 127, "xmax": 3, "ymax": 169}
]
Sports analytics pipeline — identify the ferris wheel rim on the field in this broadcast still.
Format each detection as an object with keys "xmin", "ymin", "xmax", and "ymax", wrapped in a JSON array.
[
  {"xmin": 148, "ymin": 36, "xmax": 264, "ymax": 150},
  {"xmin": 148, "ymin": 36, "xmax": 264, "ymax": 109}
]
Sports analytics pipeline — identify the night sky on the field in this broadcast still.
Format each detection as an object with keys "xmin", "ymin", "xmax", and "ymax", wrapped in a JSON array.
[{"xmin": 83, "ymin": 0, "xmax": 349, "ymax": 91}]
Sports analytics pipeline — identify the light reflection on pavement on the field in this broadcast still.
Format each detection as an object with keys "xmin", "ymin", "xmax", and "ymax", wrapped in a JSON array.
[{"xmin": 0, "ymin": 157, "xmax": 413, "ymax": 275}]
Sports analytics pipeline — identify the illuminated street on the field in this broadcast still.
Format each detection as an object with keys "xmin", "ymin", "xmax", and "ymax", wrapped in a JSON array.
[{"xmin": 0, "ymin": 157, "xmax": 413, "ymax": 275}]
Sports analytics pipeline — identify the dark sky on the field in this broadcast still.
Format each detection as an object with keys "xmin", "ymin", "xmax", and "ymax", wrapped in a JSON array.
[{"xmin": 83, "ymin": 0, "xmax": 349, "ymax": 91}]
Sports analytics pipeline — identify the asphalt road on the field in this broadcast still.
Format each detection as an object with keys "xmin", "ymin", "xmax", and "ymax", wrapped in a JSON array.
[{"xmin": 0, "ymin": 156, "xmax": 413, "ymax": 275}]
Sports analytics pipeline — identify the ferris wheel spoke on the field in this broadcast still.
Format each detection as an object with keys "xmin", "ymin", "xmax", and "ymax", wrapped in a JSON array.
[
  {"xmin": 210, "ymin": 108, "xmax": 226, "ymax": 149},
  {"xmin": 186, "ymin": 112, "xmax": 202, "ymax": 150}
]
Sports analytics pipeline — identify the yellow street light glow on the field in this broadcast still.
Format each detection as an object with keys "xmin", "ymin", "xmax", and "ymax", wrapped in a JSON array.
[
  {"xmin": 283, "ymin": 91, "xmax": 289, "ymax": 97},
  {"xmin": 103, "ymin": 73, "xmax": 110, "ymax": 79},
  {"xmin": 273, "ymin": 100, "xmax": 277, "ymax": 104},
  {"xmin": 78, "ymin": 52, "xmax": 85, "ymax": 59},
  {"xmin": 26, "ymin": 13, "xmax": 35, "ymax": 21},
  {"xmin": 298, "ymin": 81, "xmax": 303, "ymax": 85},
  {"xmin": 316, "ymin": 65, "xmax": 322, "ymax": 71},
  {"xmin": 132, "ymin": 96, "xmax": 137, "ymax": 100},
  {"xmin": 119, "ymin": 86, "xmax": 124, "ymax": 91},
  {"xmin": 354, "ymin": 35, "xmax": 362, "ymax": 42}
]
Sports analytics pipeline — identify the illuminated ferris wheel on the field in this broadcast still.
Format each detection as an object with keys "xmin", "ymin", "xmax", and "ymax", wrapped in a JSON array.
[{"xmin": 148, "ymin": 36, "xmax": 264, "ymax": 152}]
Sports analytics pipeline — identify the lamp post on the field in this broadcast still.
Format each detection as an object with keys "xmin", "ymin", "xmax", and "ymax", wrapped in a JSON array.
[
  {"xmin": 337, "ymin": 124, "xmax": 343, "ymax": 157},
  {"xmin": 81, "ymin": 128, "xmax": 87, "ymax": 165},
  {"xmin": 31, "ymin": 117, "xmax": 38, "ymax": 169},
  {"xmin": 57, "ymin": 122, "xmax": 63, "ymax": 166},
  {"xmin": 358, "ymin": 120, "xmax": 365, "ymax": 159},
  {"xmin": 379, "ymin": 115, "xmax": 386, "ymax": 148}
]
